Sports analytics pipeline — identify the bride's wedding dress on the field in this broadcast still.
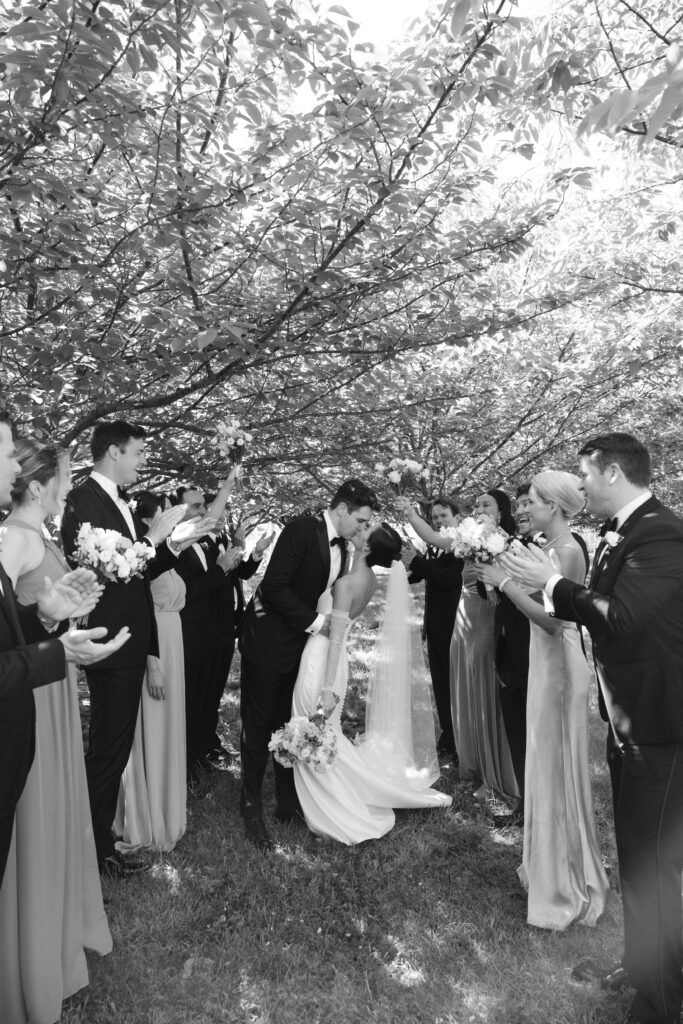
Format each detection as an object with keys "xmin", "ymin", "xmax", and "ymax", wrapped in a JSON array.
[{"xmin": 291, "ymin": 565, "xmax": 451, "ymax": 844}]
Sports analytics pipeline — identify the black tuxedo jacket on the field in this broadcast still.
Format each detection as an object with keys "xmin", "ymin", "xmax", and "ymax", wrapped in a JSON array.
[
  {"xmin": 240, "ymin": 514, "xmax": 344, "ymax": 673},
  {"xmin": 553, "ymin": 496, "xmax": 683, "ymax": 744},
  {"xmin": 407, "ymin": 548, "xmax": 463, "ymax": 641},
  {"xmin": 61, "ymin": 477, "xmax": 175, "ymax": 668}
]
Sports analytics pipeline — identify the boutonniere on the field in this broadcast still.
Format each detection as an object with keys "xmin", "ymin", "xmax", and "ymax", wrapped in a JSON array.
[
  {"xmin": 127, "ymin": 498, "xmax": 137, "ymax": 514},
  {"xmin": 603, "ymin": 531, "xmax": 622, "ymax": 550}
]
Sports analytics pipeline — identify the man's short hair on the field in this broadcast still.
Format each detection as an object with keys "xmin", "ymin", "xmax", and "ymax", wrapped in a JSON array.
[
  {"xmin": 91, "ymin": 420, "xmax": 146, "ymax": 463},
  {"xmin": 515, "ymin": 482, "xmax": 531, "ymax": 498},
  {"xmin": 431, "ymin": 495, "xmax": 459, "ymax": 516},
  {"xmin": 175, "ymin": 484, "xmax": 202, "ymax": 504},
  {"xmin": 578, "ymin": 433, "xmax": 651, "ymax": 488},
  {"xmin": 330, "ymin": 479, "xmax": 380, "ymax": 513}
]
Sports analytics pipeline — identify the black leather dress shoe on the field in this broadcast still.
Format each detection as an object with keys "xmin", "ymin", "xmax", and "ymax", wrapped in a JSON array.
[
  {"xmin": 99, "ymin": 851, "xmax": 147, "ymax": 879},
  {"xmin": 244, "ymin": 814, "xmax": 273, "ymax": 852},
  {"xmin": 570, "ymin": 957, "xmax": 606, "ymax": 983},
  {"xmin": 199, "ymin": 753, "xmax": 231, "ymax": 772},
  {"xmin": 274, "ymin": 807, "xmax": 305, "ymax": 824}
]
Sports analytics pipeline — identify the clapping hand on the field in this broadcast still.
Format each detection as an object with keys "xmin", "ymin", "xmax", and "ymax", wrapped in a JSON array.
[
  {"xmin": 145, "ymin": 503, "xmax": 188, "ymax": 546},
  {"xmin": 60, "ymin": 626, "xmax": 131, "ymax": 665},
  {"xmin": 499, "ymin": 543, "xmax": 557, "ymax": 590},
  {"xmin": 169, "ymin": 514, "xmax": 217, "ymax": 549},
  {"xmin": 217, "ymin": 545, "xmax": 243, "ymax": 573},
  {"xmin": 253, "ymin": 530, "xmax": 276, "ymax": 559},
  {"xmin": 37, "ymin": 569, "xmax": 104, "ymax": 624}
]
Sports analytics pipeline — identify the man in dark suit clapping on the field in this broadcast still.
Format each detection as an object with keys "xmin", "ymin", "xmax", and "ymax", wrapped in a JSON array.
[
  {"xmin": 239, "ymin": 479, "xmax": 380, "ymax": 850},
  {"xmin": 505, "ymin": 433, "xmax": 683, "ymax": 1024},
  {"xmin": 404, "ymin": 496, "xmax": 463, "ymax": 760}
]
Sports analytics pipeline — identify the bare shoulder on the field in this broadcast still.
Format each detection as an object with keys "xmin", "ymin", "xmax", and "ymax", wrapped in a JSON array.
[{"xmin": 0, "ymin": 523, "xmax": 44, "ymax": 581}]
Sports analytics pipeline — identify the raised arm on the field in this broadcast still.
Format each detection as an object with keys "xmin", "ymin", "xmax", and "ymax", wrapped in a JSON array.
[{"xmin": 394, "ymin": 497, "xmax": 453, "ymax": 550}]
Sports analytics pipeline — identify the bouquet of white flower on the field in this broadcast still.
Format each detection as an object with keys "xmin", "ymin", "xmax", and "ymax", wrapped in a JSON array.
[
  {"xmin": 73, "ymin": 523, "xmax": 154, "ymax": 583},
  {"xmin": 441, "ymin": 516, "xmax": 510, "ymax": 563},
  {"xmin": 214, "ymin": 418, "xmax": 252, "ymax": 466},
  {"xmin": 268, "ymin": 701, "xmax": 338, "ymax": 773},
  {"xmin": 376, "ymin": 458, "xmax": 430, "ymax": 495}
]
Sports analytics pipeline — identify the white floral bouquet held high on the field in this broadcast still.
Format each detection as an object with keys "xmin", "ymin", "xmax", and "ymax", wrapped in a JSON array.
[
  {"xmin": 376, "ymin": 458, "xmax": 430, "ymax": 495},
  {"xmin": 268, "ymin": 698, "xmax": 339, "ymax": 773},
  {"xmin": 73, "ymin": 523, "xmax": 154, "ymax": 584},
  {"xmin": 213, "ymin": 418, "xmax": 252, "ymax": 467},
  {"xmin": 441, "ymin": 516, "xmax": 511, "ymax": 589}
]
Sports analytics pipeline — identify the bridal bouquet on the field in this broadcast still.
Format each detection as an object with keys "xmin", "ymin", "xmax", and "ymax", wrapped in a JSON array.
[
  {"xmin": 377, "ymin": 458, "xmax": 429, "ymax": 494},
  {"xmin": 214, "ymin": 418, "xmax": 252, "ymax": 466},
  {"xmin": 441, "ymin": 516, "xmax": 510, "ymax": 563},
  {"xmin": 269, "ymin": 702, "xmax": 338, "ymax": 773},
  {"xmin": 73, "ymin": 523, "xmax": 154, "ymax": 583}
]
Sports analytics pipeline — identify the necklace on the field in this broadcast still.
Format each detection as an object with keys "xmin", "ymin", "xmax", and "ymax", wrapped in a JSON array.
[{"xmin": 542, "ymin": 530, "xmax": 572, "ymax": 548}]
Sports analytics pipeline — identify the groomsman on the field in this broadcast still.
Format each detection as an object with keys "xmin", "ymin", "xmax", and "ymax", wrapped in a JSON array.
[
  {"xmin": 61, "ymin": 420, "xmax": 195, "ymax": 877},
  {"xmin": 403, "ymin": 496, "xmax": 463, "ymax": 759},
  {"xmin": 0, "ymin": 412, "xmax": 130, "ymax": 885},
  {"xmin": 505, "ymin": 433, "xmax": 683, "ymax": 1024}
]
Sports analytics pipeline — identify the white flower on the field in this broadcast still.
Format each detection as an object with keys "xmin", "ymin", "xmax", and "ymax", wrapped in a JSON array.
[
  {"xmin": 387, "ymin": 470, "xmax": 401, "ymax": 485},
  {"xmin": 603, "ymin": 531, "xmax": 622, "ymax": 549},
  {"xmin": 484, "ymin": 532, "xmax": 507, "ymax": 556}
]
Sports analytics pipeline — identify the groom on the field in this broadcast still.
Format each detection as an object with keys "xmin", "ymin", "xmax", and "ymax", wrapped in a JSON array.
[
  {"xmin": 239, "ymin": 479, "xmax": 380, "ymax": 850},
  {"xmin": 504, "ymin": 433, "xmax": 683, "ymax": 1024}
]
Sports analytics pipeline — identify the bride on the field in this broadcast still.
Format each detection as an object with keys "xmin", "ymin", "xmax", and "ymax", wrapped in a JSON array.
[{"xmin": 291, "ymin": 522, "xmax": 452, "ymax": 845}]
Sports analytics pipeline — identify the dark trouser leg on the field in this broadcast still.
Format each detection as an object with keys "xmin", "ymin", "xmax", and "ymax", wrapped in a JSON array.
[
  {"xmin": 198, "ymin": 636, "xmax": 235, "ymax": 757},
  {"xmin": 182, "ymin": 624, "xmax": 215, "ymax": 771},
  {"xmin": 0, "ymin": 688, "xmax": 35, "ymax": 887},
  {"xmin": 498, "ymin": 682, "xmax": 527, "ymax": 801},
  {"xmin": 240, "ymin": 657, "xmax": 299, "ymax": 816},
  {"xmin": 85, "ymin": 664, "xmax": 146, "ymax": 863},
  {"xmin": 606, "ymin": 725, "xmax": 623, "ymax": 821},
  {"xmin": 426, "ymin": 635, "xmax": 456, "ymax": 750},
  {"xmin": 618, "ymin": 741, "xmax": 683, "ymax": 1024}
]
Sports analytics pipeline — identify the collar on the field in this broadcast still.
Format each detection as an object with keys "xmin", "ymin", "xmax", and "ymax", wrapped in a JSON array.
[
  {"xmin": 90, "ymin": 470, "xmax": 121, "ymax": 503},
  {"xmin": 614, "ymin": 491, "xmax": 652, "ymax": 530},
  {"xmin": 323, "ymin": 510, "xmax": 341, "ymax": 544}
]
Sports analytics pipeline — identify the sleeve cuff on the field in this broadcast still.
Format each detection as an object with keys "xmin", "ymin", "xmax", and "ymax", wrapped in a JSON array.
[
  {"xmin": 543, "ymin": 573, "xmax": 563, "ymax": 613},
  {"xmin": 306, "ymin": 613, "xmax": 325, "ymax": 635}
]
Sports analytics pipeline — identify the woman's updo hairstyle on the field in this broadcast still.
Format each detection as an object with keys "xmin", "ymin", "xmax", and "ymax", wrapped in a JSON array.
[
  {"xmin": 11, "ymin": 438, "xmax": 66, "ymax": 506},
  {"xmin": 485, "ymin": 489, "xmax": 516, "ymax": 536},
  {"xmin": 366, "ymin": 522, "xmax": 402, "ymax": 569},
  {"xmin": 532, "ymin": 470, "xmax": 584, "ymax": 519},
  {"xmin": 132, "ymin": 490, "xmax": 164, "ymax": 520}
]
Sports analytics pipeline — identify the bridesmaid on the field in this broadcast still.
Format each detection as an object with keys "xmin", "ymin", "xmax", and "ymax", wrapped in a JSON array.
[
  {"xmin": 0, "ymin": 439, "xmax": 112, "ymax": 1024},
  {"xmin": 115, "ymin": 491, "xmax": 187, "ymax": 852},
  {"xmin": 481, "ymin": 470, "xmax": 608, "ymax": 930},
  {"xmin": 397, "ymin": 491, "xmax": 519, "ymax": 803}
]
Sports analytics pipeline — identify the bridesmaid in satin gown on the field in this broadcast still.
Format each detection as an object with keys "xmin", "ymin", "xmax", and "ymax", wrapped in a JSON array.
[
  {"xmin": 115, "ymin": 492, "xmax": 187, "ymax": 853},
  {"xmin": 481, "ymin": 470, "xmax": 608, "ymax": 930},
  {"xmin": 291, "ymin": 523, "xmax": 451, "ymax": 844},
  {"xmin": 0, "ymin": 440, "xmax": 111, "ymax": 1024},
  {"xmin": 398, "ymin": 491, "xmax": 519, "ymax": 803}
]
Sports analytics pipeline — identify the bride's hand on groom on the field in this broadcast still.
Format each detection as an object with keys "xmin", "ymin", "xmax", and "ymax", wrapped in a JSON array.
[{"xmin": 318, "ymin": 614, "xmax": 332, "ymax": 638}]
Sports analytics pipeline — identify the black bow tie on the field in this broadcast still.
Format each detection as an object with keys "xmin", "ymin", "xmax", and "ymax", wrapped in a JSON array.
[
  {"xmin": 599, "ymin": 517, "xmax": 617, "ymax": 537},
  {"xmin": 330, "ymin": 536, "xmax": 346, "ymax": 549},
  {"xmin": 117, "ymin": 486, "xmax": 129, "ymax": 500}
]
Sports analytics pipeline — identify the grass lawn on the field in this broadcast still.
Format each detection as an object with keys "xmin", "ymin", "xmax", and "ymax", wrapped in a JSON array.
[{"xmin": 65, "ymin": 577, "xmax": 626, "ymax": 1024}]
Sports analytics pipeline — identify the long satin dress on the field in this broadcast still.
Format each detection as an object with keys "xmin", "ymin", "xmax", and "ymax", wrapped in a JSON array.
[
  {"xmin": 450, "ymin": 564, "xmax": 518, "ymax": 800},
  {"xmin": 114, "ymin": 569, "xmax": 187, "ymax": 852},
  {"xmin": 0, "ymin": 524, "xmax": 112, "ymax": 1024},
  {"xmin": 291, "ymin": 592, "xmax": 451, "ymax": 844},
  {"xmin": 519, "ymin": 543, "xmax": 608, "ymax": 930}
]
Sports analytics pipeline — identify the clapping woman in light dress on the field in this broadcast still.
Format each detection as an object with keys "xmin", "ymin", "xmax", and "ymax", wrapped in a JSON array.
[
  {"xmin": 396, "ymin": 492, "xmax": 519, "ymax": 804},
  {"xmin": 291, "ymin": 523, "xmax": 451, "ymax": 844},
  {"xmin": 480, "ymin": 470, "xmax": 608, "ymax": 930},
  {"xmin": 0, "ymin": 439, "xmax": 112, "ymax": 1024}
]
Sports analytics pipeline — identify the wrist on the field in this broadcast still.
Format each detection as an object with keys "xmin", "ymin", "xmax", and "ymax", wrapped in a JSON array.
[{"xmin": 498, "ymin": 576, "xmax": 512, "ymax": 594}]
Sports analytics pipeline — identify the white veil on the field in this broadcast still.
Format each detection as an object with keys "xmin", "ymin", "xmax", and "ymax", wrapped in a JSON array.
[{"xmin": 361, "ymin": 560, "xmax": 440, "ymax": 787}]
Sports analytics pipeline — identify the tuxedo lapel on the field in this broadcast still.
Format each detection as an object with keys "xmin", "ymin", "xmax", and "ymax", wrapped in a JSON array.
[
  {"xmin": 314, "ymin": 515, "xmax": 331, "ymax": 577},
  {"xmin": 0, "ymin": 563, "xmax": 26, "ymax": 645},
  {"xmin": 85, "ymin": 477, "xmax": 137, "ymax": 539},
  {"xmin": 591, "ymin": 495, "xmax": 660, "ymax": 588}
]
